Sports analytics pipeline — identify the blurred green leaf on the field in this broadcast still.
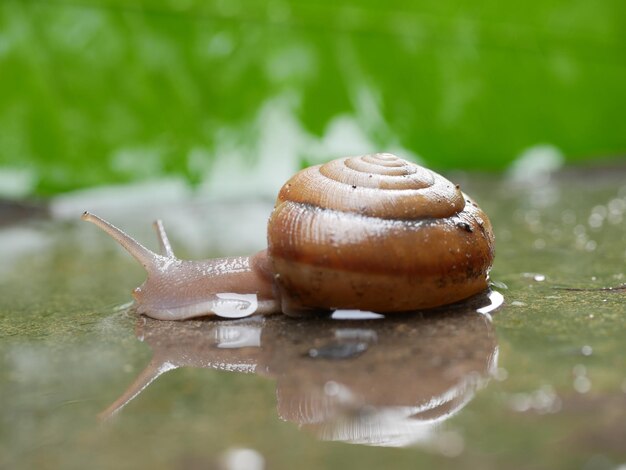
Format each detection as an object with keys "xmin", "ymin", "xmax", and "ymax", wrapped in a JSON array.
[{"xmin": 0, "ymin": 0, "xmax": 625, "ymax": 196}]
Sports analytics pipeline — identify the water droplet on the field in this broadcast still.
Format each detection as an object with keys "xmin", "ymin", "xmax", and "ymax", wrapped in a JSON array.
[
  {"xmin": 323, "ymin": 381, "xmax": 341, "ymax": 396},
  {"xmin": 476, "ymin": 290, "xmax": 504, "ymax": 315},
  {"xmin": 531, "ymin": 385, "xmax": 561, "ymax": 414},
  {"xmin": 573, "ymin": 375, "xmax": 591, "ymax": 393},
  {"xmin": 581, "ymin": 345, "xmax": 593, "ymax": 356},
  {"xmin": 219, "ymin": 448, "xmax": 265, "ymax": 470},
  {"xmin": 591, "ymin": 205, "xmax": 608, "ymax": 217},
  {"xmin": 588, "ymin": 214, "xmax": 603, "ymax": 229},
  {"xmin": 490, "ymin": 280, "xmax": 508, "ymax": 290},
  {"xmin": 322, "ymin": 381, "xmax": 354, "ymax": 403}
]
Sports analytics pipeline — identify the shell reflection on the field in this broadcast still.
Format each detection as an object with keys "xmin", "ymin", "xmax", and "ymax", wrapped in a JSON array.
[{"xmin": 102, "ymin": 295, "xmax": 499, "ymax": 448}]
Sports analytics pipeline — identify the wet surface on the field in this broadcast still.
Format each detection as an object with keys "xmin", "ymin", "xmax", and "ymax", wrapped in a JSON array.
[
  {"xmin": 1, "ymin": 167, "xmax": 625, "ymax": 469},
  {"xmin": 98, "ymin": 293, "xmax": 498, "ymax": 439}
]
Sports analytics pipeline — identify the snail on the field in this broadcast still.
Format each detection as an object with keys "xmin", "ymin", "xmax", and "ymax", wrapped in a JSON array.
[{"xmin": 82, "ymin": 153, "xmax": 495, "ymax": 320}]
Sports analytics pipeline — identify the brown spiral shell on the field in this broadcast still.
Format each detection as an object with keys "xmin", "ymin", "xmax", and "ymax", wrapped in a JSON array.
[{"xmin": 267, "ymin": 153, "xmax": 495, "ymax": 315}]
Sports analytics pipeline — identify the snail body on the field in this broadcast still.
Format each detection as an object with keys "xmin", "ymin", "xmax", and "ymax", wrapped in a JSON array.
[{"xmin": 83, "ymin": 154, "xmax": 494, "ymax": 320}]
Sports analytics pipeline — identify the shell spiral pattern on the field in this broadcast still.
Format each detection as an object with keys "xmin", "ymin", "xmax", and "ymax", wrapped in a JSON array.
[{"xmin": 267, "ymin": 153, "xmax": 495, "ymax": 315}]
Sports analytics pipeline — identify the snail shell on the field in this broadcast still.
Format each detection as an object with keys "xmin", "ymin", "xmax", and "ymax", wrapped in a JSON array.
[{"xmin": 268, "ymin": 153, "xmax": 494, "ymax": 314}]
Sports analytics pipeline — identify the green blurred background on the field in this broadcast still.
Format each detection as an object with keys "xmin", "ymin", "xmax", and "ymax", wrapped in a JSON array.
[{"xmin": 0, "ymin": 0, "xmax": 625, "ymax": 197}]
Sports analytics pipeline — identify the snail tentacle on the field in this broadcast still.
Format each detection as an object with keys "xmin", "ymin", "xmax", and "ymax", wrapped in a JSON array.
[
  {"xmin": 82, "ymin": 211, "xmax": 163, "ymax": 273},
  {"xmin": 153, "ymin": 219, "xmax": 175, "ymax": 258}
]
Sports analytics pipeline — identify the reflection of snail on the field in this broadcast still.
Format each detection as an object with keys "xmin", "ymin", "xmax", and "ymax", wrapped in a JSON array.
[
  {"xmin": 264, "ymin": 296, "xmax": 499, "ymax": 447},
  {"xmin": 100, "ymin": 292, "xmax": 500, "ymax": 447},
  {"xmin": 83, "ymin": 154, "xmax": 495, "ymax": 320}
]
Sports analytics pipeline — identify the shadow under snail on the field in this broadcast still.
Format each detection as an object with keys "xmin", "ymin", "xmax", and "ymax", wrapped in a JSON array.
[{"xmin": 82, "ymin": 153, "xmax": 495, "ymax": 320}]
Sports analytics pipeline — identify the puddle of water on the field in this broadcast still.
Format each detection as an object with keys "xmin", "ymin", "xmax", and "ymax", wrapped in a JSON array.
[
  {"xmin": 0, "ymin": 168, "xmax": 625, "ymax": 469},
  {"xmin": 97, "ymin": 306, "xmax": 495, "ymax": 447}
]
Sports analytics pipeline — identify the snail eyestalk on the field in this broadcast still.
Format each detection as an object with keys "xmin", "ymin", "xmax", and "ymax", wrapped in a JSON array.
[
  {"xmin": 81, "ymin": 211, "xmax": 162, "ymax": 273},
  {"xmin": 153, "ymin": 219, "xmax": 175, "ymax": 258}
]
